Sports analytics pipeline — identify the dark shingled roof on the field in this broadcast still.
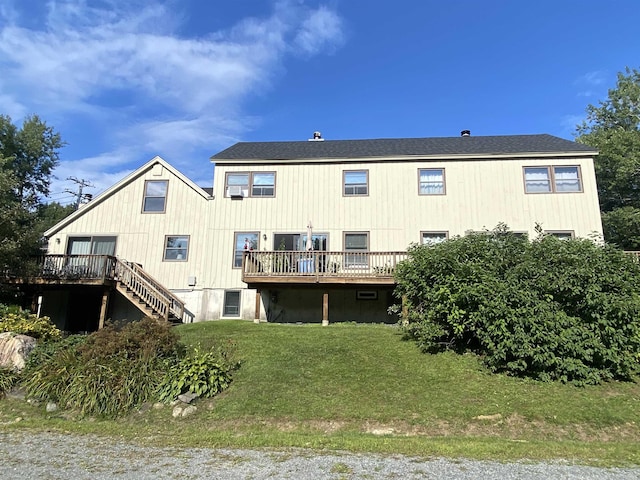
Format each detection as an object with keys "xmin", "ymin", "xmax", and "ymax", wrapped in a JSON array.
[{"xmin": 211, "ymin": 134, "xmax": 596, "ymax": 161}]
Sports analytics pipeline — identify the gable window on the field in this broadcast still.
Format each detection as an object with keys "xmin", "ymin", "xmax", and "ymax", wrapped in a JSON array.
[
  {"xmin": 344, "ymin": 170, "xmax": 368, "ymax": 196},
  {"xmin": 418, "ymin": 168, "xmax": 445, "ymax": 195},
  {"xmin": 164, "ymin": 235, "xmax": 189, "ymax": 261},
  {"xmin": 344, "ymin": 232, "xmax": 369, "ymax": 267},
  {"xmin": 524, "ymin": 166, "xmax": 582, "ymax": 193},
  {"xmin": 233, "ymin": 232, "xmax": 259, "ymax": 268},
  {"xmin": 225, "ymin": 172, "xmax": 276, "ymax": 197},
  {"xmin": 142, "ymin": 180, "xmax": 168, "ymax": 212},
  {"xmin": 421, "ymin": 231, "xmax": 448, "ymax": 245},
  {"xmin": 223, "ymin": 290, "xmax": 241, "ymax": 317}
]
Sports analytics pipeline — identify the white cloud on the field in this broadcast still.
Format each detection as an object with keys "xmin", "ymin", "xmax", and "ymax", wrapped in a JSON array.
[
  {"xmin": 574, "ymin": 70, "xmax": 607, "ymax": 97},
  {"xmin": 0, "ymin": 0, "xmax": 346, "ymax": 204},
  {"xmin": 294, "ymin": 5, "xmax": 345, "ymax": 55}
]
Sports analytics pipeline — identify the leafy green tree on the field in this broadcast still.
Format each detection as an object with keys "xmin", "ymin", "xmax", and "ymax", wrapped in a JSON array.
[
  {"xmin": 0, "ymin": 114, "xmax": 63, "ymax": 208},
  {"xmin": 576, "ymin": 67, "xmax": 640, "ymax": 248},
  {"xmin": 0, "ymin": 115, "xmax": 68, "ymax": 279}
]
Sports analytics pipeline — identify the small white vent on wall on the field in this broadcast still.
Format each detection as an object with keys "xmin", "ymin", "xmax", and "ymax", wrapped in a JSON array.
[{"xmin": 228, "ymin": 185, "xmax": 244, "ymax": 198}]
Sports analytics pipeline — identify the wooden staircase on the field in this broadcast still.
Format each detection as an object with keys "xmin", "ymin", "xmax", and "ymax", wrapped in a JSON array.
[{"xmin": 114, "ymin": 259, "xmax": 185, "ymax": 323}]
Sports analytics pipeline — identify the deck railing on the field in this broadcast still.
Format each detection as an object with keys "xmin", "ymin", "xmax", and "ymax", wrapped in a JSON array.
[
  {"xmin": 121, "ymin": 261, "xmax": 185, "ymax": 321},
  {"xmin": 242, "ymin": 250, "xmax": 408, "ymax": 280},
  {"xmin": 15, "ymin": 254, "xmax": 185, "ymax": 322},
  {"xmin": 35, "ymin": 254, "xmax": 118, "ymax": 280}
]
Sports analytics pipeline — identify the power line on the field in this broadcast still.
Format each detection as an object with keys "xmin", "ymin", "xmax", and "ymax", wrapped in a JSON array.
[{"xmin": 65, "ymin": 177, "xmax": 94, "ymax": 209}]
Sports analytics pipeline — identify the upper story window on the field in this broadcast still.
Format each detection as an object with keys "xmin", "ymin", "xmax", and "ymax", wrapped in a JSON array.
[
  {"xmin": 142, "ymin": 180, "xmax": 168, "ymax": 212},
  {"xmin": 252, "ymin": 172, "xmax": 275, "ymax": 197},
  {"xmin": 344, "ymin": 170, "xmax": 368, "ymax": 196},
  {"xmin": 524, "ymin": 166, "xmax": 582, "ymax": 193},
  {"xmin": 418, "ymin": 168, "xmax": 445, "ymax": 195},
  {"xmin": 225, "ymin": 172, "xmax": 275, "ymax": 198},
  {"xmin": 164, "ymin": 235, "xmax": 189, "ymax": 261}
]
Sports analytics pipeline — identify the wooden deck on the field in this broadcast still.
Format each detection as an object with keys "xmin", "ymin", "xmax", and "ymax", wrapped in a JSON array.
[
  {"xmin": 242, "ymin": 250, "xmax": 408, "ymax": 285},
  {"xmin": 4, "ymin": 254, "xmax": 185, "ymax": 323},
  {"xmin": 4, "ymin": 254, "xmax": 118, "ymax": 286}
]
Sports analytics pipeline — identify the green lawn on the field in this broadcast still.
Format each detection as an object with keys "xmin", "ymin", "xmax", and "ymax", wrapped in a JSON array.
[{"xmin": 2, "ymin": 320, "xmax": 639, "ymax": 465}]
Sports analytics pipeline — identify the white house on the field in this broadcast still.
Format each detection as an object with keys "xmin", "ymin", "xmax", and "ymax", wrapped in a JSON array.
[{"xmin": 29, "ymin": 132, "xmax": 602, "ymax": 331}]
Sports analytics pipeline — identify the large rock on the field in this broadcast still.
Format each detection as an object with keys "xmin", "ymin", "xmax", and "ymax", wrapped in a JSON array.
[{"xmin": 0, "ymin": 332, "xmax": 37, "ymax": 372}]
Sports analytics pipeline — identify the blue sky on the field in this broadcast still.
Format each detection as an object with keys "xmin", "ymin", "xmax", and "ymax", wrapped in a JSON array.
[{"xmin": 1, "ymin": 0, "xmax": 639, "ymax": 204}]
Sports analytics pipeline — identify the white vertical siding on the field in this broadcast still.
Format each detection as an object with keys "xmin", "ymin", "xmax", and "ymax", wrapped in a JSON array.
[{"xmin": 48, "ymin": 152, "xmax": 603, "ymax": 321}]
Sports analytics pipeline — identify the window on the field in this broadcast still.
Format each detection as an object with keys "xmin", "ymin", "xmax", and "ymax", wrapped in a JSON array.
[
  {"xmin": 252, "ymin": 172, "xmax": 275, "ymax": 197},
  {"xmin": 164, "ymin": 236, "xmax": 189, "ymax": 261},
  {"xmin": 418, "ymin": 168, "xmax": 445, "ymax": 195},
  {"xmin": 225, "ymin": 173, "xmax": 249, "ymax": 197},
  {"xmin": 225, "ymin": 172, "xmax": 275, "ymax": 197},
  {"xmin": 356, "ymin": 290, "xmax": 378, "ymax": 300},
  {"xmin": 233, "ymin": 232, "xmax": 259, "ymax": 268},
  {"xmin": 421, "ymin": 231, "xmax": 448, "ymax": 245},
  {"xmin": 223, "ymin": 290, "xmax": 241, "ymax": 317},
  {"xmin": 344, "ymin": 170, "xmax": 368, "ymax": 196},
  {"xmin": 142, "ymin": 180, "xmax": 168, "ymax": 212},
  {"xmin": 67, "ymin": 236, "xmax": 116, "ymax": 255},
  {"xmin": 546, "ymin": 230, "xmax": 574, "ymax": 240},
  {"xmin": 273, "ymin": 233, "xmax": 328, "ymax": 251},
  {"xmin": 524, "ymin": 166, "xmax": 582, "ymax": 193},
  {"xmin": 553, "ymin": 166, "xmax": 582, "ymax": 192},
  {"xmin": 344, "ymin": 232, "xmax": 369, "ymax": 267},
  {"xmin": 65, "ymin": 236, "xmax": 117, "ymax": 274}
]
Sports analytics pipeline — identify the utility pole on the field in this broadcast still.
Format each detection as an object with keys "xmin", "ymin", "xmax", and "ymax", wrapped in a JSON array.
[{"xmin": 65, "ymin": 177, "xmax": 94, "ymax": 209}]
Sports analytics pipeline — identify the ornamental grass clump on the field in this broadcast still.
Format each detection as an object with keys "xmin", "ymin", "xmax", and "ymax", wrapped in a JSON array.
[{"xmin": 21, "ymin": 317, "xmax": 237, "ymax": 417}]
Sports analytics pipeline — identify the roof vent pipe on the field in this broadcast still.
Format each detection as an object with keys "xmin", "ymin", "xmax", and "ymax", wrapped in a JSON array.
[
  {"xmin": 461, "ymin": 130, "xmax": 471, "ymax": 137},
  {"xmin": 308, "ymin": 131, "xmax": 325, "ymax": 142}
]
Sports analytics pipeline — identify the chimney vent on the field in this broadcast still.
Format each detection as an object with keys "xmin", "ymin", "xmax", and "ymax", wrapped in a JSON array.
[
  {"xmin": 461, "ymin": 130, "xmax": 471, "ymax": 137},
  {"xmin": 308, "ymin": 131, "xmax": 324, "ymax": 142}
]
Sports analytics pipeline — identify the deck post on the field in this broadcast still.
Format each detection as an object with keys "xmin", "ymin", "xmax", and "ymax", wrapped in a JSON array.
[
  {"xmin": 98, "ymin": 288, "xmax": 110, "ymax": 330},
  {"xmin": 254, "ymin": 290, "xmax": 261, "ymax": 323},
  {"xmin": 322, "ymin": 292, "xmax": 329, "ymax": 326}
]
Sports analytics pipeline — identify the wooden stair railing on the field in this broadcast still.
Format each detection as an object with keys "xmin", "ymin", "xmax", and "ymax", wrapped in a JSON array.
[{"xmin": 114, "ymin": 259, "xmax": 185, "ymax": 322}]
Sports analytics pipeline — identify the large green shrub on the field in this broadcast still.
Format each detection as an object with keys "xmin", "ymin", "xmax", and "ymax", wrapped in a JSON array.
[
  {"xmin": 0, "ymin": 304, "xmax": 60, "ymax": 340},
  {"xmin": 78, "ymin": 317, "xmax": 182, "ymax": 361},
  {"xmin": 394, "ymin": 225, "xmax": 640, "ymax": 385}
]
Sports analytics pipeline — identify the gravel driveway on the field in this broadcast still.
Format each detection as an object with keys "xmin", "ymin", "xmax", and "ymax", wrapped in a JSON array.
[{"xmin": 1, "ymin": 431, "xmax": 639, "ymax": 479}]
